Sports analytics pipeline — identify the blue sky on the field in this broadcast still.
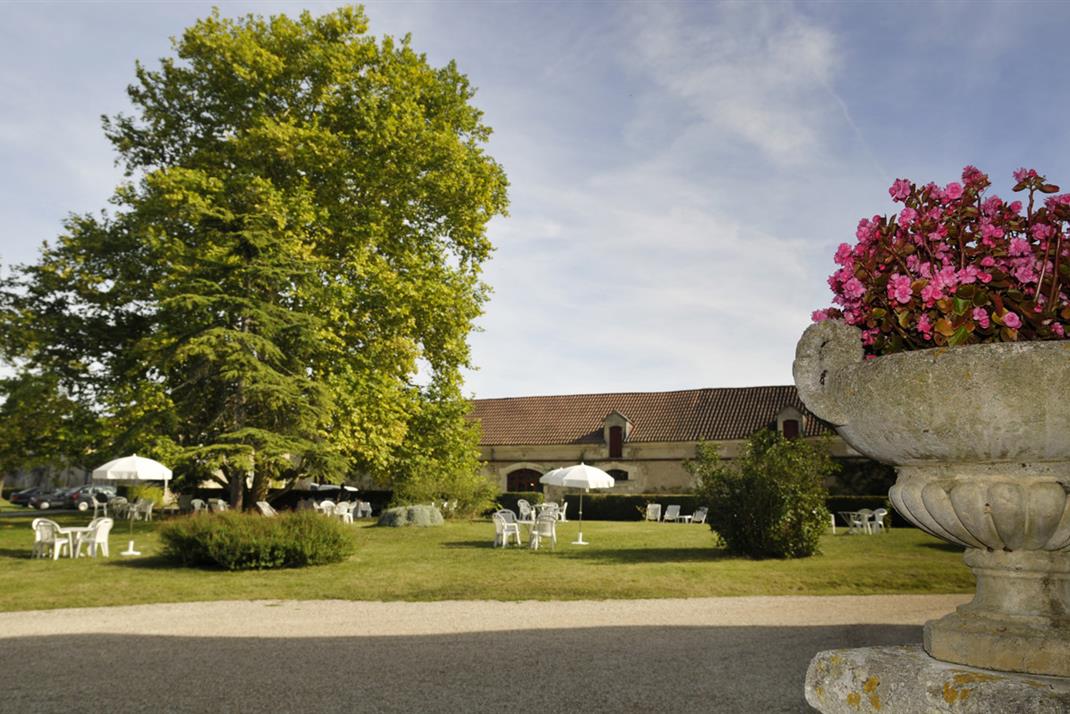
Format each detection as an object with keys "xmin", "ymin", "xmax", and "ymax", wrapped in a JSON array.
[{"xmin": 2, "ymin": 1, "xmax": 1069, "ymax": 398}]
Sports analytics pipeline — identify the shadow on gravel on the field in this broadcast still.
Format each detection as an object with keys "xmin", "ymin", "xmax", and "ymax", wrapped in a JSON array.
[{"xmin": 2, "ymin": 623, "xmax": 920, "ymax": 713}]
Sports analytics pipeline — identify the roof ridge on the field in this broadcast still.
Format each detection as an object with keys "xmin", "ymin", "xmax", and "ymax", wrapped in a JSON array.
[{"xmin": 471, "ymin": 385, "xmax": 797, "ymax": 402}]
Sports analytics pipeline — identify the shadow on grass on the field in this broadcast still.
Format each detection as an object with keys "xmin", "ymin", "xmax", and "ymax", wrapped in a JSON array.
[
  {"xmin": 441, "ymin": 540, "xmax": 496, "ymax": 549},
  {"xmin": 917, "ymin": 541, "xmax": 966, "ymax": 553},
  {"xmin": 560, "ymin": 546, "xmax": 737, "ymax": 563}
]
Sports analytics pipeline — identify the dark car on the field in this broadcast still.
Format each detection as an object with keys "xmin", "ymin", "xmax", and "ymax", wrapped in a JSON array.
[
  {"xmin": 8, "ymin": 487, "xmax": 48, "ymax": 507},
  {"xmin": 29, "ymin": 487, "xmax": 79, "ymax": 511},
  {"xmin": 68, "ymin": 485, "xmax": 118, "ymax": 512}
]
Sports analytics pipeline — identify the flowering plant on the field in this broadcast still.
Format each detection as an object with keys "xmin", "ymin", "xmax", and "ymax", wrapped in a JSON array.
[{"xmin": 814, "ymin": 166, "xmax": 1070, "ymax": 354}]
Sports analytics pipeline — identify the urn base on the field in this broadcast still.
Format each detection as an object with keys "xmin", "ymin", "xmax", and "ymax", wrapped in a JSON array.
[{"xmin": 924, "ymin": 549, "xmax": 1070, "ymax": 677}]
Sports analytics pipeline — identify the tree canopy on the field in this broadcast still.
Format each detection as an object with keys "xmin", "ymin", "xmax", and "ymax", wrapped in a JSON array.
[{"xmin": 0, "ymin": 6, "xmax": 508, "ymax": 509}]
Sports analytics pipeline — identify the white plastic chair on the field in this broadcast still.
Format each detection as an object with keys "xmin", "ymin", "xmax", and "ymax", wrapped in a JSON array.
[
  {"xmin": 850, "ymin": 509, "xmax": 874, "ymax": 535},
  {"xmin": 872, "ymin": 508, "xmax": 888, "ymax": 533},
  {"xmin": 529, "ymin": 513, "xmax": 558, "ymax": 551},
  {"xmin": 662, "ymin": 504, "xmax": 681, "ymax": 523},
  {"xmin": 318, "ymin": 500, "xmax": 336, "ymax": 516},
  {"xmin": 354, "ymin": 500, "xmax": 373, "ymax": 518},
  {"xmin": 208, "ymin": 498, "xmax": 228, "ymax": 513},
  {"xmin": 691, "ymin": 507, "xmax": 708, "ymax": 524},
  {"xmin": 191, "ymin": 498, "xmax": 207, "ymax": 514},
  {"xmin": 92, "ymin": 492, "xmax": 111, "ymax": 518},
  {"xmin": 256, "ymin": 501, "xmax": 278, "ymax": 517},
  {"xmin": 335, "ymin": 501, "xmax": 354, "ymax": 524},
  {"xmin": 110, "ymin": 497, "xmax": 129, "ymax": 519},
  {"xmin": 493, "ymin": 511, "xmax": 521, "ymax": 547},
  {"xmin": 132, "ymin": 499, "xmax": 154, "ymax": 522},
  {"xmin": 558, "ymin": 501, "xmax": 568, "ymax": 522},
  {"xmin": 76, "ymin": 517, "xmax": 113, "ymax": 558},
  {"xmin": 645, "ymin": 503, "xmax": 662, "ymax": 522},
  {"xmin": 516, "ymin": 499, "xmax": 534, "ymax": 524},
  {"xmin": 32, "ymin": 519, "xmax": 70, "ymax": 560}
]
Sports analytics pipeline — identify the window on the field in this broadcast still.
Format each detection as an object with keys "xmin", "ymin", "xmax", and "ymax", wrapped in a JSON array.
[
  {"xmin": 609, "ymin": 426, "xmax": 623, "ymax": 458},
  {"xmin": 506, "ymin": 468, "xmax": 543, "ymax": 492},
  {"xmin": 782, "ymin": 419, "xmax": 800, "ymax": 440},
  {"xmin": 607, "ymin": 469, "xmax": 629, "ymax": 481}
]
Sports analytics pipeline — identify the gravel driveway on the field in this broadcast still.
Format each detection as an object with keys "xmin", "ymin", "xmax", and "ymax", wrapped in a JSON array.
[{"xmin": 0, "ymin": 595, "xmax": 967, "ymax": 713}]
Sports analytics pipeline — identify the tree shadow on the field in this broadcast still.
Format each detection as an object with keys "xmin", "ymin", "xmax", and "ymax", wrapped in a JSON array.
[
  {"xmin": 0, "ymin": 623, "xmax": 923, "ymax": 713},
  {"xmin": 560, "ymin": 546, "xmax": 737, "ymax": 563},
  {"xmin": 918, "ymin": 541, "xmax": 965, "ymax": 553},
  {"xmin": 442, "ymin": 540, "xmax": 496, "ymax": 549}
]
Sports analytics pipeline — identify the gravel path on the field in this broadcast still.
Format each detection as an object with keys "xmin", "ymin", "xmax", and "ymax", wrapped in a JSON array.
[{"xmin": 1, "ymin": 595, "xmax": 968, "ymax": 713}]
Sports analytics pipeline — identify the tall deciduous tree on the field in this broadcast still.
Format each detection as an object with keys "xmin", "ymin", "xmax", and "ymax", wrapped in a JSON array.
[{"xmin": 0, "ymin": 6, "xmax": 507, "ymax": 509}]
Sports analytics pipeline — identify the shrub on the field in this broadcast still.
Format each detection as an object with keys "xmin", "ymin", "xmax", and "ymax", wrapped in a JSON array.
[
  {"xmin": 494, "ymin": 491, "xmax": 544, "ymax": 514},
  {"xmin": 128, "ymin": 484, "xmax": 166, "ymax": 508},
  {"xmin": 377, "ymin": 504, "xmax": 444, "ymax": 527},
  {"xmin": 689, "ymin": 431, "xmax": 836, "ymax": 558},
  {"xmin": 159, "ymin": 511, "xmax": 355, "ymax": 570}
]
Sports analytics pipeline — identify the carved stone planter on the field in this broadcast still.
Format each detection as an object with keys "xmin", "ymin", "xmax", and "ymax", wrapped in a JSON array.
[{"xmin": 794, "ymin": 319, "xmax": 1070, "ymax": 677}]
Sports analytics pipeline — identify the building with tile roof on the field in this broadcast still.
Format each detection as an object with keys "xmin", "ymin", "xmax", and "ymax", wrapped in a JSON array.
[{"xmin": 469, "ymin": 386, "xmax": 860, "ymax": 493}]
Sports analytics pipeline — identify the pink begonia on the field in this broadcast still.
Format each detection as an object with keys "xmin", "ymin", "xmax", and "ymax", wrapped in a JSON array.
[
  {"xmin": 1012, "ymin": 262, "xmax": 1038, "ymax": 284},
  {"xmin": 972, "ymin": 307, "xmax": 990, "ymax": 329},
  {"xmin": 834, "ymin": 243, "xmax": 854, "ymax": 266},
  {"xmin": 811, "ymin": 309, "xmax": 830, "ymax": 322},
  {"xmin": 958, "ymin": 265, "xmax": 982, "ymax": 285},
  {"xmin": 944, "ymin": 182, "xmax": 964, "ymax": 200},
  {"xmin": 842, "ymin": 277, "xmax": 866, "ymax": 300},
  {"xmin": 897, "ymin": 207, "xmax": 917, "ymax": 228},
  {"xmin": 1032, "ymin": 223, "xmax": 1054, "ymax": 241},
  {"xmin": 981, "ymin": 196, "xmax": 1003, "ymax": 216},
  {"xmin": 917, "ymin": 313, "xmax": 933, "ymax": 338},
  {"xmin": 1009, "ymin": 238, "xmax": 1031, "ymax": 257},
  {"xmin": 961, "ymin": 165, "xmax": 986, "ymax": 187},
  {"xmin": 889, "ymin": 178, "xmax": 911, "ymax": 202},
  {"xmin": 1003, "ymin": 311, "xmax": 1022, "ymax": 329},
  {"xmin": 921, "ymin": 282, "xmax": 943, "ymax": 305},
  {"xmin": 1055, "ymin": 323, "xmax": 1066, "ymax": 337},
  {"xmin": 887, "ymin": 274, "xmax": 912, "ymax": 304},
  {"xmin": 1009, "ymin": 200, "xmax": 1023, "ymax": 212},
  {"xmin": 980, "ymin": 256, "xmax": 996, "ymax": 267},
  {"xmin": 1014, "ymin": 168, "xmax": 1039, "ymax": 183}
]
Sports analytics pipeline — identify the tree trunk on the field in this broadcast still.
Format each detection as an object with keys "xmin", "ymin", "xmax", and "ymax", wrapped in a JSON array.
[{"xmin": 228, "ymin": 468, "xmax": 244, "ymax": 511}]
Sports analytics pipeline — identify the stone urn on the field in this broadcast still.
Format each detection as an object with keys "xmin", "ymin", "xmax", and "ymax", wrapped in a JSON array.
[{"xmin": 794, "ymin": 319, "xmax": 1070, "ymax": 677}]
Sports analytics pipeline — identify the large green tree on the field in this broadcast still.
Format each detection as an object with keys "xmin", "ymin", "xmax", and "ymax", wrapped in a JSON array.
[{"xmin": 0, "ymin": 6, "xmax": 507, "ymax": 509}]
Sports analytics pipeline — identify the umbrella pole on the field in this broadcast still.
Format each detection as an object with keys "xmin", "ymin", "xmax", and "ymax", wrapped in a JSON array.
[{"xmin": 572, "ymin": 490, "xmax": 588, "ymax": 545}]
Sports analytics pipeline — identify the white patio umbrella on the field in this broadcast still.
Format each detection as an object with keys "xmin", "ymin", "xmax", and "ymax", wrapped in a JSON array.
[
  {"xmin": 92, "ymin": 454, "xmax": 173, "ymax": 494},
  {"xmin": 539, "ymin": 463, "xmax": 614, "ymax": 545},
  {"xmin": 92, "ymin": 454, "xmax": 173, "ymax": 557}
]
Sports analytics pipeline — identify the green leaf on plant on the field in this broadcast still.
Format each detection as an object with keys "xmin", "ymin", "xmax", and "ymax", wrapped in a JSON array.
[
  {"xmin": 897, "ymin": 310, "xmax": 913, "ymax": 328},
  {"xmin": 949, "ymin": 325, "xmax": 971, "ymax": 346},
  {"xmin": 935, "ymin": 318, "xmax": 956, "ymax": 337},
  {"xmin": 1001, "ymin": 326, "xmax": 1019, "ymax": 341}
]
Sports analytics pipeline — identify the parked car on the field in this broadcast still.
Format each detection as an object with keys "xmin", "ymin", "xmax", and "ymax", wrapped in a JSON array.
[
  {"xmin": 69, "ymin": 485, "xmax": 117, "ymax": 512},
  {"xmin": 9, "ymin": 486, "xmax": 48, "ymax": 507},
  {"xmin": 29, "ymin": 487, "xmax": 79, "ymax": 510}
]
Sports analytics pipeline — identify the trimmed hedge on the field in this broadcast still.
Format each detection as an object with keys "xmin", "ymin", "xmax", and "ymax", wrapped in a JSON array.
[
  {"xmin": 492, "ymin": 492, "xmax": 907, "ymax": 526},
  {"xmin": 494, "ymin": 492, "xmax": 545, "ymax": 514},
  {"xmin": 159, "ymin": 511, "xmax": 356, "ymax": 570}
]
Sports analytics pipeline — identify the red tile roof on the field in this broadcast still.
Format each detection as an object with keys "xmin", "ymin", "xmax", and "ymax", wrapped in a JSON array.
[{"xmin": 469, "ymin": 386, "xmax": 831, "ymax": 446}]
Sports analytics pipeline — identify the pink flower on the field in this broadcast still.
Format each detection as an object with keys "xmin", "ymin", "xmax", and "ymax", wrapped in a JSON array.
[
  {"xmin": 811, "ymin": 309, "xmax": 830, "ymax": 322},
  {"xmin": 842, "ymin": 277, "xmax": 866, "ymax": 300},
  {"xmin": 980, "ymin": 256, "xmax": 996, "ymax": 267},
  {"xmin": 958, "ymin": 265, "xmax": 982, "ymax": 284},
  {"xmin": 1032, "ymin": 223, "xmax": 1054, "ymax": 241},
  {"xmin": 897, "ymin": 207, "xmax": 918, "ymax": 228},
  {"xmin": 1014, "ymin": 168, "xmax": 1039, "ymax": 183},
  {"xmin": 1003, "ymin": 311, "xmax": 1022, "ymax": 329},
  {"xmin": 1009, "ymin": 200, "xmax": 1023, "ymax": 212},
  {"xmin": 944, "ymin": 182, "xmax": 964, "ymax": 200},
  {"xmin": 834, "ymin": 243, "xmax": 854, "ymax": 266},
  {"xmin": 921, "ymin": 282, "xmax": 943, "ymax": 305},
  {"xmin": 887, "ymin": 274, "xmax": 913, "ymax": 304},
  {"xmin": 1009, "ymin": 238, "xmax": 1031, "ymax": 257},
  {"xmin": 889, "ymin": 178, "xmax": 912, "ymax": 202},
  {"xmin": 972, "ymin": 307, "xmax": 990, "ymax": 329},
  {"xmin": 1054, "ymin": 323, "xmax": 1065, "ymax": 337},
  {"xmin": 961, "ymin": 165, "xmax": 987, "ymax": 187},
  {"xmin": 917, "ymin": 313, "xmax": 933, "ymax": 339}
]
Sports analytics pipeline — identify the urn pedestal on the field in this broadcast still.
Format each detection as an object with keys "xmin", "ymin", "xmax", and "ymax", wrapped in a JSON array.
[{"xmin": 794, "ymin": 320, "xmax": 1070, "ymax": 682}]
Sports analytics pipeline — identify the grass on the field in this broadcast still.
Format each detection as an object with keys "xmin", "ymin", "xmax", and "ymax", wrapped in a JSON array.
[{"xmin": 0, "ymin": 513, "xmax": 974, "ymax": 612}]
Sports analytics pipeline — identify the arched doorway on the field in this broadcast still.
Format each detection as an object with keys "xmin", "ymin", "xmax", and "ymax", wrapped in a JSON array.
[{"xmin": 506, "ymin": 468, "xmax": 543, "ymax": 492}]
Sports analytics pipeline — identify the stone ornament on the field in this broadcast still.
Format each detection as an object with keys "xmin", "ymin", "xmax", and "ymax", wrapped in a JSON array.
[{"xmin": 794, "ymin": 319, "xmax": 1070, "ymax": 677}]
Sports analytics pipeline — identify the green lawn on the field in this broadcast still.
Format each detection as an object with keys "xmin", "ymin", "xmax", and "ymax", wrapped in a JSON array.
[{"xmin": 0, "ymin": 513, "xmax": 973, "ymax": 612}]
